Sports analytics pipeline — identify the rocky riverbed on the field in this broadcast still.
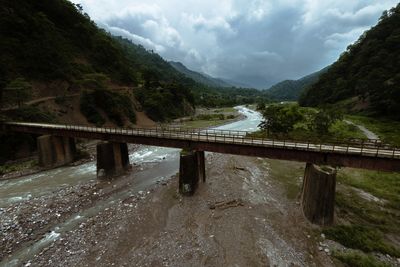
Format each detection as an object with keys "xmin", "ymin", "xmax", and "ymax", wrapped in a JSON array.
[{"xmin": 1, "ymin": 153, "xmax": 335, "ymax": 266}]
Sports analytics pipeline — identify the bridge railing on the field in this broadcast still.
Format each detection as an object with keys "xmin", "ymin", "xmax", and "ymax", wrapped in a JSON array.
[{"xmin": 3, "ymin": 122, "xmax": 400, "ymax": 159}]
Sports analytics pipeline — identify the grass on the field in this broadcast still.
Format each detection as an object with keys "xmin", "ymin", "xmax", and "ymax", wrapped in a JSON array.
[
  {"xmin": 323, "ymin": 225, "xmax": 400, "ymax": 257},
  {"xmin": 214, "ymin": 107, "xmax": 236, "ymax": 113},
  {"xmin": 0, "ymin": 159, "xmax": 37, "ymax": 175},
  {"xmin": 250, "ymin": 119, "xmax": 366, "ymax": 142},
  {"xmin": 195, "ymin": 114, "xmax": 226, "ymax": 121},
  {"xmin": 289, "ymin": 120, "xmax": 366, "ymax": 141},
  {"xmin": 324, "ymin": 167, "xmax": 400, "ymax": 266},
  {"xmin": 261, "ymin": 159, "xmax": 304, "ymax": 199},
  {"xmin": 338, "ymin": 169, "xmax": 400, "ymax": 209},
  {"xmin": 180, "ymin": 119, "xmax": 231, "ymax": 129},
  {"xmin": 346, "ymin": 115, "xmax": 400, "ymax": 146},
  {"xmin": 332, "ymin": 251, "xmax": 391, "ymax": 267},
  {"xmin": 178, "ymin": 107, "xmax": 240, "ymax": 129}
]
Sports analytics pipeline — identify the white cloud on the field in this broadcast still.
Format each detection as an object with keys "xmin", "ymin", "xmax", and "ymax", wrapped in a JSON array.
[
  {"xmin": 101, "ymin": 23, "xmax": 166, "ymax": 52},
  {"xmin": 324, "ymin": 27, "xmax": 368, "ymax": 49},
  {"xmin": 182, "ymin": 13, "xmax": 237, "ymax": 38}
]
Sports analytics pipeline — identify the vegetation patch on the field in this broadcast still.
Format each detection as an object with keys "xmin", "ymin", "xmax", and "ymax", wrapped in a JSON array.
[
  {"xmin": 346, "ymin": 115, "xmax": 400, "ymax": 146},
  {"xmin": 332, "ymin": 250, "xmax": 391, "ymax": 267},
  {"xmin": 325, "ymin": 168, "xmax": 400, "ymax": 265},
  {"xmin": 80, "ymin": 90, "xmax": 136, "ymax": 126},
  {"xmin": 195, "ymin": 114, "xmax": 226, "ymax": 121},
  {"xmin": 261, "ymin": 159, "xmax": 304, "ymax": 199},
  {"xmin": 5, "ymin": 106, "xmax": 56, "ymax": 123},
  {"xmin": 338, "ymin": 169, "xmax": 400, "ymax": 209},
  {"xmin": 0, "ymin": 159, "xmax": 37, "ymax": 175},
  {"xmin": 323, "ymin": 225, "xmax": 400, "ymax": 257},
  {"xmin": 253, "ymin": 103, "xmax": 366, "ymax": 142}
]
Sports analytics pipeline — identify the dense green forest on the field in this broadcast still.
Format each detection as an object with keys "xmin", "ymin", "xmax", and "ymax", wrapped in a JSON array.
[
  {"xmin": 299, "ymin": 4, "xmax": 400, "ymax": 120},
  {"xmin": 264, "ymin": 67, "xmax": 329, "ymax": 101}
]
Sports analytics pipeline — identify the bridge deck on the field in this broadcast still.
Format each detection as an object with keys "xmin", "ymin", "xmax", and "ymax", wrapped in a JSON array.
[{"xmin": 2, "ymin": 122, "xmax": 400, "ymax": 172}]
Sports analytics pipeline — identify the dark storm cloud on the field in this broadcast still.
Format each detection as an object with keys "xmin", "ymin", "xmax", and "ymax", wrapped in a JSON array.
[{"xmin": 73, "ymin": 0, "xmax": 398, "ymax": 88}]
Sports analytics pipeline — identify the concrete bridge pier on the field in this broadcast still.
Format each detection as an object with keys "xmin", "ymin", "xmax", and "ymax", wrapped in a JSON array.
[
  {"xmin": 301, "ymin": 163, "xmax": 337, "ymax": 225},
  {"xmin": 96, "ymin": 142, "xmax": 130, "ymax": 179},
  {"xmin": 37, "ymin": 135, "xmax": 76, "ymax": 168},
  {"xmin": 179, "ymin": 150, "xmax": 206, "ymax": 196}
]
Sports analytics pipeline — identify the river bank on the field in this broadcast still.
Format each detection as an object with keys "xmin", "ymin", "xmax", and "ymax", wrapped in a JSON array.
[
  {"xmin": 0, "ymin": 106, "xmax": 258, "ymax": 264},
  {"xmin": 0, "ymin": 107, "xmax": 243, "ymax": 181},
  {"xmin": 1, "ymin": 106, "xmax": 398, "ymax": 266}
]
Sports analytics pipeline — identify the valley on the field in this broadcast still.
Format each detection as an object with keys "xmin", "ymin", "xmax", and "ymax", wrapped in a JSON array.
[{"xmin": 1, "ymin": 1, "xmax": 399, "ymax": 266}]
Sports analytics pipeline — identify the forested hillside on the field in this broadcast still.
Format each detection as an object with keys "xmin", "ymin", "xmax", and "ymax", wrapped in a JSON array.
[
  {"xmin": 0, "ymin": 0, "xmax": 195, "ymax": 123},
  {"xmin": 0, "ymin": 0, "xmax": 270, "ymax": 124},
  {"xmin": 299, "ymin": 4, "xmax": 400, "ymax": 120},
  {"xmin": 265, "ymin": 67, "xmax": 329, "ymax": 101},
  {"xmin": 169, "ymin": 61, "xmax": 232, "ymax": 88}
]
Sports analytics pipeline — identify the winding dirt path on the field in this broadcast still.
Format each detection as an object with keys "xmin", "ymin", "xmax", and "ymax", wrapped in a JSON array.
[{"xmin": 344, "ymin": 119, "xmax": 379, "ymax": 140}]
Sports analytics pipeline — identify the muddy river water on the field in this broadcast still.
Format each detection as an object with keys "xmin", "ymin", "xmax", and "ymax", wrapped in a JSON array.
[{"xmin": 0, "ymin": 106, "xmax": 262, "ymax": 266}]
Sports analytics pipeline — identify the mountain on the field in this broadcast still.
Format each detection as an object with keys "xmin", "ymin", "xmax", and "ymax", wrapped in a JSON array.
[
  {"xmin": 299, "ymin": 4, "xmax": 400, "ymax": 120},
  {"xmin": 264, "ymin": 67, "xmax": 329, "ymax": 101},
  {"xmin": 169, "ymin": 61, "xmax": 232, "ymax": 87},
  {"xmin": 0, "ymin": 0, "xmax": 270, "ymax": 127},
  {"xmin": 0, "ymin": 0, "xmax": 196, "ymax": 124},
  {"xmin": 221, "ymin": 78, "xmax": 254, "ymax": 89}
]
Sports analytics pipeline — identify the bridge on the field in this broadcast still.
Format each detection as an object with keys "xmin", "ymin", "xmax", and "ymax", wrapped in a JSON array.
[
  {"xmin": 2, "ymin": 121, "xmax": 399, "ymax": 225},
  {"xmin": 2, "ymin": 121, "xmax": 399, "ymax": 172}
]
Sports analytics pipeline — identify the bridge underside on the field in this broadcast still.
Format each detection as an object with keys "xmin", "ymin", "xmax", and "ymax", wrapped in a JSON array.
[{"xmin": 3, "ymin": 125, "xmax": 399, "ymax": 172}]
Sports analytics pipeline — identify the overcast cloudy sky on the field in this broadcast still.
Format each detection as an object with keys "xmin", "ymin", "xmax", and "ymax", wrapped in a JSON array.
[{"xmin": 72, "ymin": 0, "xmax": 398, "ymax": 88}]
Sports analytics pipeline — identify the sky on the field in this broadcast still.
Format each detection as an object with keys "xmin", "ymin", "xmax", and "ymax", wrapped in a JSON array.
[{"xmin": 72, "ymin": 0, "xmax": 398, "ymax": 88}]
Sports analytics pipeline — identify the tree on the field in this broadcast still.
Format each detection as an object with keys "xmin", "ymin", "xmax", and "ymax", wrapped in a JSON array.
[
  {"xmin": 259, "ymin": 104, "xmax": 303, "ymax": 136},
  {"xmin": 256, "ymin": 102, "xmax": 265, "ymax": 111},
  {"xmin": 3, "ymin": 78, "xmax": 32, "ymax": 107},
  {"xmin": 310, "ymin": 108, "xmax": 343, "ymax": 136}
]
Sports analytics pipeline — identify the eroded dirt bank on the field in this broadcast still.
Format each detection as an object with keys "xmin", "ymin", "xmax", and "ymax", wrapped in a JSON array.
[{"xmin": 1, "ymin": 153, "xmax": 334, "ymax": 266}]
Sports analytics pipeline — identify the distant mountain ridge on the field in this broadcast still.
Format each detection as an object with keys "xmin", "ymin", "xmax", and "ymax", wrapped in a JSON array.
[
  {"xmin": 169, "ymin": 61, "xmax": 233, "ymax": 88},
  {"xmin": 264, "ymin": 67, "xmax": 329, "ymax": 101}
]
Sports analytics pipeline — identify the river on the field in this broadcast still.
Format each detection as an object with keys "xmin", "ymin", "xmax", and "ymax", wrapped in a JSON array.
[{"xmin": 0, "ymin": 106, "xmax": 263, "ymax": 267}]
